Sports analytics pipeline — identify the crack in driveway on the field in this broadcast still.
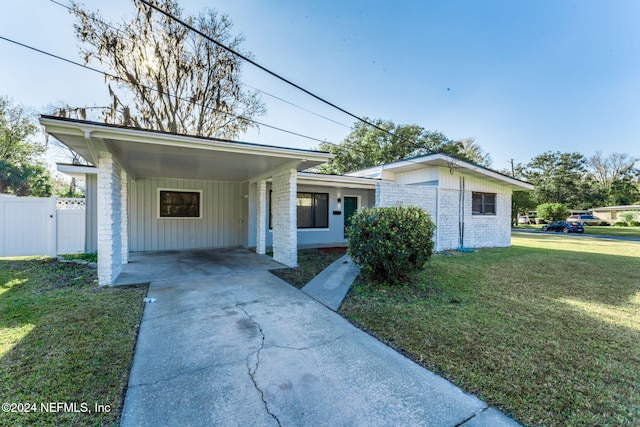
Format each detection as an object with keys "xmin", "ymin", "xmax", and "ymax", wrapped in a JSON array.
[{"xmin": 233, "ymin": 295, "xmax": 282, "ymax": 427}]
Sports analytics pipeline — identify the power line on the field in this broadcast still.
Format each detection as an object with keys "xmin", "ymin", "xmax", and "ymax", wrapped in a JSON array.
[
  {"xmin": 47, "ymin": 0, "xmax": 463, "ymax": 170},
  {"xmin": 135, "ymin": 0, "xmax": 420, "ymax": 147},
  {"xmin": 48, "ymin": 0, "xmax": 352, "ymax": 132},
  {"xmin": 2, "ymin": 34, "xmax": 508, "ymax": 176},
  {"xmin": 0, "ymin": 35, "xmax": 332, "ymax": 144},
  {"xmin": 243, "ymin": 83, "xmax": 352, "ymax": 129}
]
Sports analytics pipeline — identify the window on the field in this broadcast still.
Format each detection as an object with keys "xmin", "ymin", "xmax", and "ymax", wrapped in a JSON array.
[
  {"xmin": 297, "ymin": 192, "xmax": 329, "ymax": 228},
  {"xmin": 159, "ymin": 190, "xmax": 201, "ymax": 218},
  {"xmin": 269, "ymin": 191, "xmax": 329, "ymax": 228},
  {"xmin": 472, "ymin": 192, "xmax": 496, "ymax": 215}
]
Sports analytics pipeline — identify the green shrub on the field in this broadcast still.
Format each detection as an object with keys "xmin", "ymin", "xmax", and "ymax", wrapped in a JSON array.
[
  {"xmin": 347, "ymin": 205, "xmax": 435, "ymax": 283},
  {"xmin": 630, "ymin": 220, "xmax": 640, "ymax": 227},
  {"xmin": 613, "ymin": 222, "xmax": 628, "ymax": 227},
  {"xmin": 536, "ymin": 203, "xmax": 568, "ymax": 221},
  {"xmin": 618, "ymin": 211, "xmax": 638, "ymax": 226}
]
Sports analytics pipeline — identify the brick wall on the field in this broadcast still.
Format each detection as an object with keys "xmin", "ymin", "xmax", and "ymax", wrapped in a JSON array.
[
  {"xmin": 436, "ymin": 188, "xmax": 512, "ymax": 250},
  {"xmin": 97, "ymin": 151, "xmax": 123, "ymax": 286},
  {"xmin": 271, "ymin": 169, "xmax": 297, "ymax": 267},
  {"xmin": 375, "ymin": 183, "xmax": 437, "ymax": 215},
  {"xmin": 120, "ymin": 168, "xmax": 128, "ymax": 264},
  {"xmin": 376, "ymin": 180, "xmax": 513, "ymax": 251},
  {"xmin": 256, "ymin": 180, "xmax": 267, "ymax": 254}
]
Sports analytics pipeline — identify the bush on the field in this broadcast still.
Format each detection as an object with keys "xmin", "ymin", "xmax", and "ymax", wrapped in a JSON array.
[
  {"xmin": 347, "ymin": 205, "xmax": 435, "ymax": 283},
  {"xmin": 536, "ymin": 203, "xmax": 568, "ymax": 221},
  {"xmin": 618, "ymin": 211, "xmax": 638, "ymax": 226},
  {"xmin": 613, "ymin": 222, "xmax": 628, "ymax": 227},
  {"xmin": 630, "ymin": 221, "xmax": 640, "ymax": 227}
]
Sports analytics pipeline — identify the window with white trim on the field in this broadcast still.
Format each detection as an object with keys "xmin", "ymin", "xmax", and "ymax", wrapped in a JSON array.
[
  {"xmin": 269, "ymin": 191, "xmax": 329, "ymax": 228},
  {"xmin": 472, "ymin": 192, "xmax": 496, "ymax": 215},
  {"xmin": 159, "ymin": 190, "xmax": 202, "ymax": 218}
]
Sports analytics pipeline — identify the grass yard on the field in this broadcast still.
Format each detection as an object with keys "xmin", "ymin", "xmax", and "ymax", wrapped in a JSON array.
[
  {"xmin": 583, "ymin": 226, "xmax": 640, "ymax": 238},
  {"xmin": 270, "ymin": 247, "xmax": 347, "ymax": 288},
  {"xmin": 0, "ymin": 257, "xmax": 148, "ymax": 426},
  {"xmin": 514, "ymin": 224, "xmax": 640, "ymax": 238},
  {"xmin": 340, "ymin": 234, "xmax": 640, "ymax": 426}
]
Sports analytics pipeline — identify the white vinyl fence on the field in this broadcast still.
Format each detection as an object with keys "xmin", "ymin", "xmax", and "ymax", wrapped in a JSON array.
[{"xmin": 0, "ymin": 194, "xmax": 86, "ymax": 257}]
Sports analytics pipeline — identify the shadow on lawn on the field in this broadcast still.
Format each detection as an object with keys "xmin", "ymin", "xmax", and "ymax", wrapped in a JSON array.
[
  {"xmin": 341, "ymin": 243, "xmax": 640, "ymax": 426},
  {"xmin": 0, "ymin": 258, "xmax": 147, "ymax": 426}
]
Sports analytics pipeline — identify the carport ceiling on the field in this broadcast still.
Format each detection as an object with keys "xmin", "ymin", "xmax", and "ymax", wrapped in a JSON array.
[
  {"xmin": 40, "ymin": 116, "xmax": 332, "ymax": 182},
  {"xmin": 106, "ymin": 138, "xmax": 317, "ymax": 182}
]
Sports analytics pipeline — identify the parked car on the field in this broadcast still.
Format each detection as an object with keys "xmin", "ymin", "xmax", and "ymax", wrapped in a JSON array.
[
  {"xmin": 542, "ymin": 220, "xmax": 584, "ymax": 233},
  {"xmin": 566, "ymin": 215, "xmax": 600, "ymax": 226},
  {"xmin": 517, "ymin": 215, "xmax": 533, "ymax": 224}
]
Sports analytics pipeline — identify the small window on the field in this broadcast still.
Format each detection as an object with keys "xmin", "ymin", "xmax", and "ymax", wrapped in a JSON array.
[
  {"xmin": 269, "ymin": 191, "xmax": 329, "ymax": 229},
  {"xmin": 297, "ymin": 192, "xmax": 328, "ymax": 228},
  {"xmin": 159, "ymin": 190, "xmax": 201, "ymax": 218},
  {"xmin": 472, "ymin": 192, "xmax": 496, "ymax": 215}
]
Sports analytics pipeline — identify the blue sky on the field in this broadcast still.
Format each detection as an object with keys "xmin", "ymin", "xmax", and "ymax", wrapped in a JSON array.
[{"xmin": 1, "ymin": 0, "xmax": 639, "ymax": 172}]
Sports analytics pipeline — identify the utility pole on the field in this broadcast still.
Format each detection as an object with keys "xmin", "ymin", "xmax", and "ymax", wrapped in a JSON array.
[{"xmin": 509, "ymin": 159, "xmax": 515, "ymax": 177}]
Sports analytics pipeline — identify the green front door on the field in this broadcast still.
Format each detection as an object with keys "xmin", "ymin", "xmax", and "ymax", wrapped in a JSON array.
[{"xmin": 344, "ymin": 196, "xmax": 358, "ymax": 237}]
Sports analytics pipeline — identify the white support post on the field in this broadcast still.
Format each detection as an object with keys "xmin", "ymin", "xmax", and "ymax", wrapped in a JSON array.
[
  {"xmin": 97, "ymin": 151, "xmax": 123, "ymax": 286},
  {"xmin": 256, "ymin": 179, "xmax": 267, "ymax": 255},
  {"xmin": 271, "ymin": 168, "xmax": 297, "ymax": 267},
  {"xmin": 120, "ymin": 168, "xmax": 129, "ymax": 264}
]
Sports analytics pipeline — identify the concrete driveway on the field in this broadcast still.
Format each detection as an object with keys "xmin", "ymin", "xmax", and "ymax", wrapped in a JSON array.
[{"xmin": 120, "ymin": 249, "xmax": 519, "ymax": 426}]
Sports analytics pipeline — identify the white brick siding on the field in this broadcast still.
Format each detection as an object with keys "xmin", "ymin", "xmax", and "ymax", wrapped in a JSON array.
[
  {"xmin": 271, "ymin": 169, "xmax": 297, "ymax": 267},
  {"xmin": 97, "ymin": 151, "xmax": 124, "ymax": 286},
  {"xmin": 435, "ymin": 189, "xmax": 458, "ymax": 250},
  {"xmin": 120, "ymin": 168, "xmax": 129, "ymax": 264},
  {"xmin": 375, "ymin": 183, "xmax": 437, "ymax": 214},
  {"xmin": 376, "ymin": 176, "xmax": 513, "ymax": 251},
  {"xmin": 256, "ymin": 180, "xmax": 267, "ymax": 255}
]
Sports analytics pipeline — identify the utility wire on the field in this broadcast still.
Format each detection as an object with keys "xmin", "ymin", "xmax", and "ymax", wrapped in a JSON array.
[
  {"xmin": 243, "ymin": 83, "xmax": 352, "ymax": 129},
  {"xmin": 48, "ymin": 0, "xmax": 468, "ymax": 172},
  {"xmin": 3, "ymin": 29, "xmax": 491, "ymax": 176},
  {"xmin": 1, "ymin": 37, "xmax": 489, "ymax": 175},
  {"xmin": 135, "ymin": 0, "xmax": 420, "ymax": 147},
  {"xmin": 0, "ymin": 35, "xmax": 332, "ymax": 144},
  {"xmin": 8, "ymin": 5, "xmax": 463, "ymax": 171},
  {"xmin": 49, "ymin": 0, "xmax": 353, "ymax": 132}
]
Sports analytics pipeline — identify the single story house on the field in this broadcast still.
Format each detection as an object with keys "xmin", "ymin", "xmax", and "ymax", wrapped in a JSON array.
[
  {"xmin": 40, "ymin": 116, "xmax": 533, "ymax": 286},
  {"xmin": 592, "ymin": 205, "xmax": 640, "ymax": 223}
]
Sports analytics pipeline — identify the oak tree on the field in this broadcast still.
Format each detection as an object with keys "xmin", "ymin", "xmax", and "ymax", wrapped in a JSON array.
[{"xmin": 72, "ymin": 0, "xmax": 265, "ymax": 138}]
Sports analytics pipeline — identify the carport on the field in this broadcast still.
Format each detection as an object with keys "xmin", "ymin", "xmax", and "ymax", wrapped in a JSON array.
[
  {"xmin": 40, "ymin": 116, "xmax": 332, "ymax": 286},
  {"xmin": 113, "ymin": 247, "xmax": 285, "ymax": 286}
]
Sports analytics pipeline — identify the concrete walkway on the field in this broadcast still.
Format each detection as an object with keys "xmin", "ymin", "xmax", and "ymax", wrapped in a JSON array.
[
  {"xmin": 120, "ymin": 249, "xmax": 521, "ymax": 426},
  {"xmin": 301, "ymin": 254, "xmax": 359, "ymax": 310}
]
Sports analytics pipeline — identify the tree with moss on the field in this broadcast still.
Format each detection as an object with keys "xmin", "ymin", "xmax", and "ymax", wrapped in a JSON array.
[{"xmin": 71, "ymin": 0, "xmax": 265, "ymax": 138}]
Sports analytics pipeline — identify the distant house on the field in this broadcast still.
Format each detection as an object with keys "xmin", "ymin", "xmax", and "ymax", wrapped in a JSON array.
[
  {"xmin": 592, "ymin": 205, "xmax": 640, "ymax": 223},
  {"xmin": 41, "ymin": 116, "xmax": 533, "ymax": 286}
]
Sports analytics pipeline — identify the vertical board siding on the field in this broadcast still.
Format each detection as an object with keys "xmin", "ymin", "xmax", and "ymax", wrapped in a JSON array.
[
  {"xmin": 129, "ymin": 178, "xmax": 243, "ymax": 252},
  {"xmin": 85, "ymin": 174, "xmax": 98, "ymax": 253}
]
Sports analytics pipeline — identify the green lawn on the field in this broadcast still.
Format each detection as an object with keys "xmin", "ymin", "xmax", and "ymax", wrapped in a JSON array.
[
  {"xmin": 514, "ymin": 224, "xmax": 640, "ymax": 238},
  {"xmin": 0, "ymin": 257, "xmax": 148, "ymax": 426},
  {"xmin": 270, "ymin": 247, "xmax": 346, "ymax": 288},
  {"xmin": 340, "ymin": 234, "xmax": 640, "ymax": 426},
  {"xmin": 583, "ymin": 226, "xmax": 640, "ymax": 238}
]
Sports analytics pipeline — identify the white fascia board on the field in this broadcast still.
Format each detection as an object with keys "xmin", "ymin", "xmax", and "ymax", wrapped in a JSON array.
[
  {"xmin": 56, "ymin": 164, "xmax": 97, "ymax": 175},
  {"xmin": 297, "ymin": 172, "xmax": 381, "ymax": 188},
  {"xmin": 40, "ymin": 117, "xmax": 334, "ymax": 162},
  {"xmin": 346, "ymin": 166, "xmax": 384, "ymax": 178},
  {"xmin": 381, "ymin": 153, "xmax": 534, "ymax": 190}
]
